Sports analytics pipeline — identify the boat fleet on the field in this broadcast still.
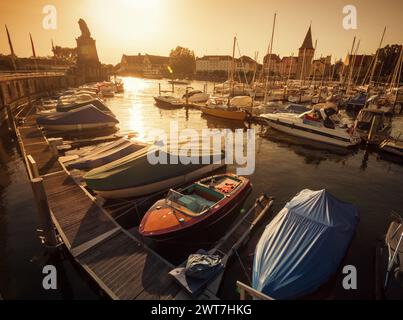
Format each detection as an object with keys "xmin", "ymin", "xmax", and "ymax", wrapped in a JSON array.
[
  {"xmin": 33, "ymin": 76, "xmax": 402, "ymax": 300},
  {"xmin": 34, "ymin": 81, "xmax": 124, "ymax": 133}
]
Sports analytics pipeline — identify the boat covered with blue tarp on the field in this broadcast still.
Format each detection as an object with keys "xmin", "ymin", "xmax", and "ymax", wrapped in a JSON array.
[
  {"xmin": 37, "ymin": 105, "xmax": 119, "ymax": 131},
  {"xmin": 253, "ymin": 189, "xmax": 359, "ymax": 299}
]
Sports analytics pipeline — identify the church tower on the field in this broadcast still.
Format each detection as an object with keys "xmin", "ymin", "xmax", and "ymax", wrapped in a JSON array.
[{"xmin": 296, "ymin": 26, "xmax": 315, "ymax": 81}]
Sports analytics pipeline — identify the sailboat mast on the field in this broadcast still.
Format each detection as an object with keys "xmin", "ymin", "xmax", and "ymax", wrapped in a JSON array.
[
  {"xmin": 287, "ymin": 53, "xmax": 294, "ymax": 85},
  {"xmin": 5, "ymin": 25, "xmax": 17, "ymax": 71},
  {"xmin": 347, "ymin": 38, "xmax": 360, "ymax": 91},
  {"xmin": 369, "ymin": 26, "xmax": 386, "ymax": 86},
  {"xmin": 230, "ymin": 35, "xmax": 237, "ymax": 95},
  {"xmin": 264, "ymin": 12, "xmax": 277, "ymax": 104}
]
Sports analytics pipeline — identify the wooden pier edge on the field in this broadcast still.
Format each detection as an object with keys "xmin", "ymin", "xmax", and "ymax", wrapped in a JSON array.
[{"xmin": 15, "ymin": 113, "xmax": 180, "ymax": 300}]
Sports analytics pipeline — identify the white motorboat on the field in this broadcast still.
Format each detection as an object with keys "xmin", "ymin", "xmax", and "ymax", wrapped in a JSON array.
[
  {"xmin": 261, "ymin": 106, "xmax": 361, "ymax": 147},
  {"xmin": 154, "ymin": 95, "xmax": 184, "ymax": 108}
]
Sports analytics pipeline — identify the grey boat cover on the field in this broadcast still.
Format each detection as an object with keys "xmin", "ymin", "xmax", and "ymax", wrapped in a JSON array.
[
  {"xmin": 253, "ymin": 189, "xmax": 359, "ymax": 299},
  {"xmin": 84, "ymin": 146, "xmax": 224, "ymax": 191},
  {"xmin": 68, "ymin": 138, "xmax": 147, "ymax": 170},
  {"xmin": 57, "ymin": 99, "xmax": 113, "ymax": 115},
  {"xmin": 185, "ymin": 251, "xmax": 222, "ymax": 280},
  {"xmin": 37, "ymin": 105, "xmax": 119, "ymax": 126}
]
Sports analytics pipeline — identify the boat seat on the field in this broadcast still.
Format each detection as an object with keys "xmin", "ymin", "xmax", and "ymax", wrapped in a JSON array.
[{"xmin": 178, "ymin": 194, "xmax": 215, "ymax": 214}]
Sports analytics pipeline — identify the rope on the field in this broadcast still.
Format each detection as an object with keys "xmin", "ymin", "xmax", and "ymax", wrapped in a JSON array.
[{"xmin": 235, "ymin": 249, "xmax": 252, "ymax": 285}]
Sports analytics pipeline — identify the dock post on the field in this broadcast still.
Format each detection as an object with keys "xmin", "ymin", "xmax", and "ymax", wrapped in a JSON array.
[
  {"xmin": 158, "ymin": 83, "xmax": 161, "ymax": 95},
  {"xmin": 5, "ymin": 104, "xmax": 16, "ymax": 137},
  {"xmin": 27, "ymin": 155, "xmax": 40, "ymax": 179},
  {"xmin": 48, "ymin": 138, "xmax": 63, "ymax": 156},
  {"xmin": 31, "ymin": 178, "xmax": 58, "ymax": 247},
  {"xmin": 367, "ymin": 115, "xmax": 381, "ymax": 144}
]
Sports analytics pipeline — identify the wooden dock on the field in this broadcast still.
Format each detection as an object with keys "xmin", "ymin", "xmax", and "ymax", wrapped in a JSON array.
[
  {"xmin": 15, "ymin": 114, "xmax": 181, "ymax": 300},
  {"xmin": 11, "ymin": 106, "xmax": 274, "ymax": 300}
]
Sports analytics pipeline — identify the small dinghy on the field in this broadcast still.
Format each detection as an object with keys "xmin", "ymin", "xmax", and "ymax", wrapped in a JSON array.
[
  {"xmin": 201, "ymin": 97, "xmax": 249, "ymax": 121},
  {"xmin": 154, "ymin": 95, "xmax": 184, "ymax": 108},
  {"xmin": 139, "ymin": 174, "xmax": 251, "ymax": 240},
  {"xmin": 84, "ymin": 147, "xmax": 225, "ymax": 199},
  {"xmin": 37, "ymin": 105, "xmax": 119, "ymax": 132},
  {"xmin": 67, "ymin": 138, "xmax": 148, "ymax": 170},
  {"xmin": 253, "ymin": 189, "xmax": 359, "ymax": 299}
]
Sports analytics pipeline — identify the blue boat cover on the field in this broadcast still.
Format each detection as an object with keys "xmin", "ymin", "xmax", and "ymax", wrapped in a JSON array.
[
  {"xmin": 253, "ymin": 189, "xmax": 359, "ymax": 300},
  {"xmin": 37, "ymin": 105, "xmax": 118, "ymax": 125}
]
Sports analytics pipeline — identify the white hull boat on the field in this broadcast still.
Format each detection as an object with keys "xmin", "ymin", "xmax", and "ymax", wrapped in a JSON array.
[{"xmin": 261, "ymin": 108, "xmax": 361, "ymax": 147}]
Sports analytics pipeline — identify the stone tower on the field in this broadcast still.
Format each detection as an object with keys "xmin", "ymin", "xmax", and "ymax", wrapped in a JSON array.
[
  {"xmin": 296, "ymin": 26, "xmax": 315, "ymax": 81},
  {"xmin": 76, "ymin": 19, "xmax": 103, "ymax": 83}
]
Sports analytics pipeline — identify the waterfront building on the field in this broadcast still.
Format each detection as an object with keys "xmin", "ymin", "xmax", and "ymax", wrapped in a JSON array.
[
  {"xmin": 119, "ymin": 53, "xmax": 169, "ymax": 77},
  {"xmin": 343, "ymin": 54, "xmax": 374, "ymax": 83},
  {"xmin": 311, "ymin": 56, "xmax": 332, "ymax": 80}
]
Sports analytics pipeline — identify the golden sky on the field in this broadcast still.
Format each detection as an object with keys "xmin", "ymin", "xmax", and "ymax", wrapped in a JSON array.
[{"xmin": 0, "ymin": 0, "xmax": 402, "ymax": 64}]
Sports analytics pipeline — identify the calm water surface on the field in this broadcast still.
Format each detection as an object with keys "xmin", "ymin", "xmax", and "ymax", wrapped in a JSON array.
[{"xmin": 0, "ymin": 77, "xmax": 402, "ymax": 299}]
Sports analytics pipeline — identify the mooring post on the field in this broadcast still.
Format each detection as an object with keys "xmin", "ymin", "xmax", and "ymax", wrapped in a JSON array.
[
  {"xmin": 48, "ymin": 138, "xmax": 63, "ymax": 156},
  {"xmin": 5, "ymin": 104, "xmax": 16, "ymax": 137},
  {"xmin": 27, "ymin": 154, "xmax": 40, "ymax": 179},
  {"xmin": 158, "ymin": 83, "xmax": 161, "ymax": 95},
  {"xmin": 367, "ymin": 115, "xmax": 381, "ymax": 144},
  {"xmin": 31, "ymin": 178, "xmax": 58, "ymax": 247}
]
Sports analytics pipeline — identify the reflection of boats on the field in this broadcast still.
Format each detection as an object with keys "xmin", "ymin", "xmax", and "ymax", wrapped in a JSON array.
[
  {"xmin": 139, "ymin": 174, "xmax": 251, "ymax": 240},
  {"xmin": 201, "ymin": 97, "xmax": 249, "ymax": 121},
  {"xmin": 154, "ymin": 95, "xmax": 184, "ymax": 108},
  {"xmin": 261, "ymin": 106, "xmax": 361, "ymax": 147},
  {"xmin": 67, "ymin": 138, "xmax": 148, "ymax": 170},
  {"xmin": 37, "ymin": 105, "xmax": 119, "ymax": 132},
  {"xmin": 84, "ymin": 147, "xmax": 225, "ymax": 199},
  {"xmin": 253, "ymin": 189, "xmax": 359, "ymax": 300}
]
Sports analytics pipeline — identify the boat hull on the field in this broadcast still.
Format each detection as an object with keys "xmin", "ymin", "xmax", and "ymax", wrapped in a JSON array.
[
  {"xmin": 380, "ymin": 141, "xmax": 403, "ymax": 157},
  {"xmin": 262, "ymin": 116, "xmax": 359, "ymax": 148},
  {"xmin": 92, "ymin": 163, "xmax": 225, "ymax": 199},
  {"xmin": 154, "ymin": 97, "xmax": 183, "ymax": 108},
  {"xmin": 201, "ymin": 107, "xmax": 247, "ymax": 121}
]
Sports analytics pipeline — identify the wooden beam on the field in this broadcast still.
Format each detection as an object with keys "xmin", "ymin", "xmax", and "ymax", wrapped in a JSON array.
[
  {"xmin": 30, "ymin": 177, "xmax": 58, "ymax": 247},
  {"xmin": 236, "ymin": 281, "xmax": 274, "ymax": 300}
]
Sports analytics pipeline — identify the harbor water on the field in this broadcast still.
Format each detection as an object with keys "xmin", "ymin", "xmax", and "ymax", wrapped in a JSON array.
[{"xmin": 1, "ymin": 77, "xmax": 402, "ymax": 299}]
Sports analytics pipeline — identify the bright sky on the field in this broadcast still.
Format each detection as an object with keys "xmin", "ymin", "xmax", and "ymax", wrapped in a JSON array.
[{"xmin": 0, "ymin": 0, "xmax": 402, "ymax": 64}]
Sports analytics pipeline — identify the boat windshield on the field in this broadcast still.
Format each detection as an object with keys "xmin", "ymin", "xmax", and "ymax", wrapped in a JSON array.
[{"xmin": 165, "ymin": 186, "xmax": 222, "ymax": 216}]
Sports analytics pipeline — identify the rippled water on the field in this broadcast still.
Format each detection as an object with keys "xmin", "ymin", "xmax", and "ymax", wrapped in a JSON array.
[{"xmin": 0, "ymin": 77, "xmax": 402, "ymax": 299}]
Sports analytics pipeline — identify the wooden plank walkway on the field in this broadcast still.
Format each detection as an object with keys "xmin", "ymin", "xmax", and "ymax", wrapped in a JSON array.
[{"xmin": 16, "ymin": 115, "xmax": 181, "ymax": 300}]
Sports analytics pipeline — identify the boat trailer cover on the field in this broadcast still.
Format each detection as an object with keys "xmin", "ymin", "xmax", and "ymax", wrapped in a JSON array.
[
  {"xmin": 253, "ymin": 189, "xmax": 359, "ymax": 299},
  {"xmin": 185, "ymin": 250, "xmax": 222, "ymax": 280}
]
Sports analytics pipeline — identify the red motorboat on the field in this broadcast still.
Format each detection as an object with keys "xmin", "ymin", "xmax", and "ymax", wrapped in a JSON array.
[{"xmin": 139, "ymin": 174, "xmax": 251, "ymax": 241}]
